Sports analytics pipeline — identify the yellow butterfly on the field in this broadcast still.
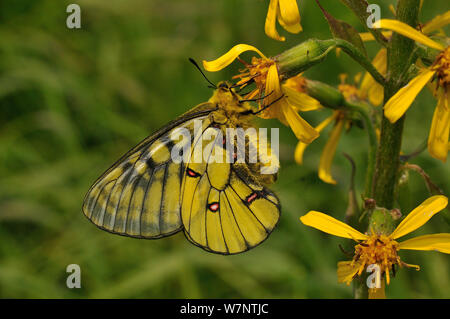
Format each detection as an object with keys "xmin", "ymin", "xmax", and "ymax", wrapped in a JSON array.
[{"xmin": 82, "ymin": 82, "xmax": 281, "ymax": 254}]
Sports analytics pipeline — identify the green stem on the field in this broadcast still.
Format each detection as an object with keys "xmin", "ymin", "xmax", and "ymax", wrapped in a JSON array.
[
  {"xmin": 334, "ymin": 38, "xmax": 386, "ymax": 85},
  {"xmin": 345, "ymin": 101, "xmax": 377, "ymax": 198},
  {"xmin": 371, "ymin": 0, "xmax": 420, "ymax": 209},
  {"xmin": 276, "ymin": 39, "xmax": 386, "ymax": 86},
  {"xmin": 302, "ymin": 79, "xmax": 378, "ymax": 199},
  {"xmin": 355, "ymin": 0, "xmax": 421, "ymax": 300}
]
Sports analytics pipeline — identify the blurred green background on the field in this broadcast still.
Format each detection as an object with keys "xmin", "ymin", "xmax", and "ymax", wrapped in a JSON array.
[{"xmin": 0, "ymin": 0, "xmax": 449, "ymax": 298}]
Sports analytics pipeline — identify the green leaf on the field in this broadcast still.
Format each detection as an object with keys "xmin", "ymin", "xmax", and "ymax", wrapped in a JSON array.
[
  {"xmin": 315, "ymin": 0, "xmax": 368, "ymax": 57},
  {"xmin": 340, "ymin": 0, "xmax": 388, "ymax": 45}
]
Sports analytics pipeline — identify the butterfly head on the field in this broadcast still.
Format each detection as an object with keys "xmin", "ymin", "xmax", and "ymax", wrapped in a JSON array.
[{"xmin": 209, "ymin": 81, "xmax": 252, "ymax": 115}]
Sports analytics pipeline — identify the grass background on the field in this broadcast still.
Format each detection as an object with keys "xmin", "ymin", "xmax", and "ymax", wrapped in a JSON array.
[{"xmin": 0, "ymin": 0, "xmax": 449, "ymax": 298}]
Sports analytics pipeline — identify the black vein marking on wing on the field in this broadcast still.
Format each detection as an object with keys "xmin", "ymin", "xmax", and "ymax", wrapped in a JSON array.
[
  {"xmin": 98, "ymin": 180, "xmax": 116, "ymax": 227},
  {"xmin": 107, "ymin": 147, "xmax": 147, "ymax": 230},
  {"xmin": 139, "ymin": 168, "xmax": 154, "ymax": 237},
  {"xmin": 187, "ymin": 173, "xmax": 203, "ymax": 233},
  {"xmin": 205, "ymin": 186, "xmax": 212, "ymax": 249},
  {"xmin": 90, "ymin": 179, "xmax": 117, "ymax": 221},
  {"xmin": 229, "ymin": 184, "xmax": 268, "ymax": 234},
  {"xmin": 223, "ymin": 190, "xmax": 250, "ymax": 250},
  {"xmin": 123, "ymin": 171, "xmax": 144, "ymax": 234},
  {"xmin": 158, "ymin": 163, "xmax": 169, "ymax": 234},
  {"xmin": 218, "ymin": 201, "xmax": 230, "ymax": 254}
]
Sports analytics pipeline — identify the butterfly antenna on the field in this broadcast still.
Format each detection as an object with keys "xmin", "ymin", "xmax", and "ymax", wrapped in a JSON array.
[
  {"xmin": 239, "ymin": 90, "xmax": 274, "ymax": 103},
  {"xmin": 189, "ymin": 58, "xmax": 217, "ymax": 89},
  {"xmin": 239, "ymin": 92, "xmax": 284, "ymax": 116},
  {"xmin": 251, "ymin": 93, "xmax": 284, "ymax": 115}
]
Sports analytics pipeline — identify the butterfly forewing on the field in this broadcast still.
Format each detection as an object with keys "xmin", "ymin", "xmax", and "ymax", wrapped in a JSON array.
[{"xmin": 82, "ymin": 105, "xmax": 215, "ymax": 239}]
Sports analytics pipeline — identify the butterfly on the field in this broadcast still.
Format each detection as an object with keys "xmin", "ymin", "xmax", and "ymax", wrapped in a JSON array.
[{"xmin": 82, "ymin": 81, "xmax": 281, "ymax": 254}]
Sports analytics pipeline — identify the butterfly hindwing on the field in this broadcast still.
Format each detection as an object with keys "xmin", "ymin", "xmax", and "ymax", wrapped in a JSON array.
[
  {"xmin": 180, "ymin": 126, "xmax": 281, "ymax": 255},
  {"xmin": 82, "ymin": 104, "xmax": 216, "ymax": 239}
]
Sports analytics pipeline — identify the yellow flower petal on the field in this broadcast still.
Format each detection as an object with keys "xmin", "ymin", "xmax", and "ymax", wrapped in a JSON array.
[
  {"xmin": 282, "ymin": 103, "xmax": 319, "ymax": 144},
  {"xmin": 337, "ymin": 261, "xmax": 361, "ymax": 285},
  {"xmin": 278, "ymin": 0, "xmax": 301, "ymax": 26},
  {"xmin": 373, "ymin": 19, "xmax": 445, "ymax": 51},
  {"xmin": 260, "ymin": 64, "xmax": 287, "ymax": 123},
  {"xmin": 202, "ymin": 44, "xmax": 266, "ymax": 71},
  {"xmin": 278, "ymin": 17, "xmax": 302, "ymax": 34},
  {"xmin": 368, "ymin": 82, "xmax": 384, "ymax": 106},
  {"xmin": 369, "ymin": 285, "xmax": 386, "ymax": 299},
  {"xmin": 360, "ymin": 48, "xmax": 386, "ymax": 106},
  {"xmin": 300, "ymin": 211, "xmax": 368, "ymax": 240},
  {"xmin": 265, "ymin": 0, "xmax": 285, "ymax": 41},
  {"xmin": 428, "ymin": 92, "xmax": 450, "ymax": 162},
  {"xmin": 294, "ymin": 113, "xmax": 336, "ymax": 165},
  {"xmin": 389, "ymin": 4, "xmax": 396, "ymax": 16},
  {"xmin": 390, "ymin": 195, "xmax": 449, "ymax": 240},
  {"xmin": 398, "ymin": 233, "xmax": 450, "ymax": 254},
  {"xmin": 422, "ymin": 10, "xmax": 450, "ymax": 35},
  {"xmin": 282, "ymin": 86, "xmax": 322, "ymax": 111},
  {"xmin": 359, "ymin": 31, "xmax": 392, "ymax": 42},
  {"xmin": 384, "ymin": 69, "xmax": 436, "ymax": 123},
  {"xmin": 318, "ymin": 117, "xmax": 344, "ymax": 184}
]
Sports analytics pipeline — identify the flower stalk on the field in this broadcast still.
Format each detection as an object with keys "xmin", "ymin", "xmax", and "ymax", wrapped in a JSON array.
[
  {"xmin": 372, "ymin": 0, "xmax": 421, "ymax": 209},
  {"xmin": 358, "ymin": 0, "xmax": 422, "ymax": 299},
  {"xmin": 276, "ymin": 38, "xmax": 386, "ymax": 86}
]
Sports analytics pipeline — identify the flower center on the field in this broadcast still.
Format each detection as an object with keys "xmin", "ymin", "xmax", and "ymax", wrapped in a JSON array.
[
  {"xmin": 338, "ymin": 83, "xmax": 361, "ymax": 101},
  {"xmin": 353, "ymin": 235, "xmax": 399, "ymax": 270},
  {"xmin": 349, "ymin": 234, "xmax": 421, "ymax": 285},
  {"xmin": 233, "ymin": 57, "xmax": 275, "ymax": 100},
  {"xmin": 432, "ymin": 46, "xmax": 450, "ymax": 89},
  {"xmin": 284, "ymin": 74, "xmax": 307, "ymax": 92}
]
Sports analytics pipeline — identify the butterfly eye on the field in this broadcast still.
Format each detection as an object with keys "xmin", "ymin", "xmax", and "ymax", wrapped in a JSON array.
[{"xmin": 218, "ymin": 82, "xmax": 229, "ymax": 90}]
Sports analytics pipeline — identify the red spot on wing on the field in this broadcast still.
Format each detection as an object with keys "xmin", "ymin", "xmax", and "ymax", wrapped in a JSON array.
[
  {"xmin": 208, "ymin": 202, "xmax": 219, "ymax": 212},
  {"xmin": 246, "ymin": 192, "xmax": 259, "ymax": 204},
  {"xmin": 186, "ymin": 168, "xmax": 200, "ymax": 177}
]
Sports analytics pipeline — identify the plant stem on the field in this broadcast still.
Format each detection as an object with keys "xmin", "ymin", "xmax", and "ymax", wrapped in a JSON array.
[
  {"xmin": 354, "ymin": 0, "xmax": 421, "ymax": 300},
  {"xmin": 302, "ymin": 79, "xmax": 378, "ymax": 199},
  {"xmin": 345, "ymin": 101, "xmax": 377, "ymax": 198},
  {"xmin": 276, "ymin": 39, "xmax": 386, "ymax": 86},
  {"xmin": 371, "ymin": 0, "xmax": 420, "ymax": 209}
]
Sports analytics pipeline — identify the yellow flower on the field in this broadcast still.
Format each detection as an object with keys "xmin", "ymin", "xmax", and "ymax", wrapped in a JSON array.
[
  {"xmin": 265, "ymin": 0, "xmax": 302, "ymax": 41},
  {"xmin": 300, "ymin": 195, "xmax": 450, "ymax": 296},
  {"xmin": 359, "ymin": 12, "xmax": 450, "ymax": 108},
  {"xmin": 336, "ymin": 31, "xmax": 387, "ymax": 106},
  {"xmin": 373, "ymin": 18, "xmax": 450, "ymax": 162},
  {"xmin": 203, "ymin": 44, "xmax": 319, "ymax": 144},
  {"xmin": 359, "ymin": 48, "xmax": 387, "ymax": 106},
  {"xmin": 282, "ymin": 74, "xmax": 323, "ymax": 112},
  {"xmin": 294, "ymin": 75, "xmax": 363, "ymax": 184}
]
